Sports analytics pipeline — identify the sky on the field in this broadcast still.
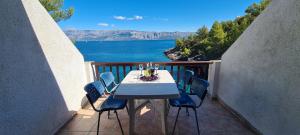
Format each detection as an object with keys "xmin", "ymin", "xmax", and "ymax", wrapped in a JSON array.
[{"xmin": 59, "ymin": 0, "xmax": 261, "ymax": 32}]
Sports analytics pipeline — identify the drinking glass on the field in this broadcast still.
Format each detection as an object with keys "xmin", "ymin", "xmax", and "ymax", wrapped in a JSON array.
[
  {"xmin": 139, "ymin": 64, "xmax": 143, "ymax": 76},
  {"xmin": 154, "ymin": 64, "xmax": 159, "ymax": 75},
  {"xmin": 146, "ymin": 63, "xmax": 149, "ymax": 69}
]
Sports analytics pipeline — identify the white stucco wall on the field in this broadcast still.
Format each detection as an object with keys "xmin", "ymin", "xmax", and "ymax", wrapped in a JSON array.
[
  {"xmin": 207, "ymin": 60, "xmax": 221, "ymax": 98},
  {"xmin": 0, "ymin": 0, "xmax": 87, "ymax": 134},
  {"xmin": 217, "ymin": 0, "xmax": 300, "ymax": 135}
]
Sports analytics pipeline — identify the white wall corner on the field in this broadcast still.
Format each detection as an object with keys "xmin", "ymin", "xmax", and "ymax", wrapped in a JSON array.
[
  {"xmin": 2, "ymin": 0, "xmax": 89, "ymax": 134},
  {"xmin": 207, "ymin": 60, "xmax": 221, "ymax": 99},
  {"xmin": 80, "ymin": 62, "xmax": 97, "ymax": 108},
  {"xmin": 84, "ymin": 61, "xmax": 96, "ymax": 83}
]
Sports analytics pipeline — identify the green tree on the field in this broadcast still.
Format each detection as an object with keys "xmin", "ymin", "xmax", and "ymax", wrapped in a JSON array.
[
  {"xmin": 209, "ymin": 21, "xmax": 226, "ymax": 45},
  {"xmin": 171, "ymin": 0, "xmax": 271, "ymax": 61},
  {"xmin": 196, "ymin": 26, "xmax": 209, "ymax": 41},
  {"xmin": 225, "ymin": 22, "xmax": 241, "ymax": 44},
  {"xmin": 181, "ymin": 48, "xmax": 191, "ymax": 58},
  {"xmin": 246, "ymin": 0, "xmax": 271, "ymax": 17},
  {"xmin": 175, "ymin": 38, "xmax": 185, "ymax": 50},
  {"xmin": 39, "ymin": 0, "xmax": 74, "ymax": 22}
]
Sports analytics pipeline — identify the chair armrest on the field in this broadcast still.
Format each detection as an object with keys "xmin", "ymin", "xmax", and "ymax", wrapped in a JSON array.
[
  {"xmin": 113, "ymin": 81, "xmax": 119, "ymax": 86},
  {"xmin": 111, "ymin": 84, "xmax": 119, "ymax": 93}
]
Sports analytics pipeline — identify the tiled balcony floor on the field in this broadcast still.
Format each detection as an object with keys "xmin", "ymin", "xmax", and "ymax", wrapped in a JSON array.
[{"xmin": 57, "ymin": 96, "xmax": 256, "ymax": 135}]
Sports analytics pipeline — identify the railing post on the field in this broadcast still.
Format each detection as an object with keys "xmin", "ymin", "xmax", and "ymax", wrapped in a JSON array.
[
  {"xmin": 207, "ymin": 60, "xmax": 221, "ymax": 99},
  {"xmin": 177, "ymin": 66, "xmax": 180, "ymax": 83},
  {"xmin": 123, "ymin": 65, "xmax": 126, "ymax": 77},
  {"xmin": 102, "ymin": 66, "xmax": 106, "ymax": 73},
  {"xmin": 170, "ymin": 65, "xmax": 173, "ymax": 76},
  {"xmin": 95, "ymin": 65, "xmax": 99, "ymax": 80},
  {"xmin": 116, "ymin": 66, "xmax": 120, "ymax": 83},
  {"xmin": 109, "ymin": 66, "xmax": 112, "ymax": 72}
]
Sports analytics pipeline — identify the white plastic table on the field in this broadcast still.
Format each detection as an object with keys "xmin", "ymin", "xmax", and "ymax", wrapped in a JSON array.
[{"xmin": 114, "ymin": 70, "xmax": 179, "ymax": 135}]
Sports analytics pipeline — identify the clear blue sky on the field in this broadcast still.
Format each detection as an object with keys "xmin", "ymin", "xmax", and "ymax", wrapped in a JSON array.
[{"xmin": 59, "ymin": 0, "xmax": 261, "ymax": 32}]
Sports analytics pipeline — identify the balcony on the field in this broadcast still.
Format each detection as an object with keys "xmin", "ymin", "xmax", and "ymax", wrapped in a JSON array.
[
  {"xmin": 57, "ymin": 61, "xmax": 256, "ymax": 135},
  {"xmin": 1, "ymin": 0, "xmax": 299, "ymax": 135}
]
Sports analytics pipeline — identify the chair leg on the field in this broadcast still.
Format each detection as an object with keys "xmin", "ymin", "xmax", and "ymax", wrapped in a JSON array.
[
  {"xmin": 114, "ymin": 110, "xmax": 124, "ymax": 135},
  {"xmin": 125, "ymin": 105, "xmax": 129, "ymax": 114},
  {"xmin": 167, "ymin": 103, "xmax": 171, "ymax": 115},
  {"xmin": 186, "ymin": 107, "xmax": 189, "ymax": 116},
  {"xmin": 193, "ymin": 108, "xmax": 200, "ymax": 135},
  {"xmin": 97, "ymin": 112, "xmax": 102, "ymax": 135},
  {"xmin": 108, "ymin": 110, "xmax": 110, "ymax": 119},
  {"xmin": 172, "ymin": 107, "xmax": 181, "ymax": 135}
]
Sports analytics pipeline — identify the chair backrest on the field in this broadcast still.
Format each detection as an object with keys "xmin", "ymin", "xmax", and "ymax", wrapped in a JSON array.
[
  {"xmin": 100, "ymin": 72, "xmax": 115, "ymax": 87},
  {"xmin": 177, "ymin": 70, "xmax": 194, "ymax": 93},
  {"xmin": 84, "ymin": 81, "xmax": 105, "ymax": 105},
  {"xmin": 198, "ymin": 84, "xmax": 208, "ymax": 100},
  {"xmin": 190, "ymin": 78, "xmax": 209, "ymax": 107},
  {"xmin": 184, "ymin": 70, "xmax": 194, "ymax": 85}
]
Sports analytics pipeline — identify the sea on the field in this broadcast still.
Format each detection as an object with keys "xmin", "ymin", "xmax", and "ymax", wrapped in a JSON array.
[
  {"xmin": 75, "ymin": 40, "xmax": 206, "ymax": 82},
  {"xmin": 75, "ymin": 40, "xmax": 175, "ymax": 62}
]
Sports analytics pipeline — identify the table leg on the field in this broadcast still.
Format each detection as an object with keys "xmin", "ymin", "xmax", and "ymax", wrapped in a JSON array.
[
  {"xmin": 129, "ymin": 99, "xmax": 135, "ymax": 135},
  {"xmin": 160, "ymin": 99, "xmax": 168, "ymax": 135}
]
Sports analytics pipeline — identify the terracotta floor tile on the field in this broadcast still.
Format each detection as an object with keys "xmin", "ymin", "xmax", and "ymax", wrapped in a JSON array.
[
  {"xmin": 58, "ymin": 97, "xmax": 257, "ymax": 135},
  {"xmin": 57, "ymin": 131, "xmax": 90, "ymax": 135}
]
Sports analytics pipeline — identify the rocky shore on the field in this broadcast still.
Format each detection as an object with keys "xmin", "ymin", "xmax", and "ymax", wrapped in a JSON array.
[
  {"xmin": 164, "ymin": 48, "xmax": 209, "ymax": 61},
  {"xmin": 164, "ymin": 48, "xmax": 184, "ymax": 61}
]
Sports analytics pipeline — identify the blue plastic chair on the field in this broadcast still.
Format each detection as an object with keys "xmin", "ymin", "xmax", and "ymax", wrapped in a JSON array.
[
  {"xmin": 100, "ymin": 72, "xmax": 127, "ymax": 118},
  {"xmin": 177, "ymin": 70, "xmax": 194, "ymax": 93},
  {"xmin": 84, "ymin": 81, "xmax": 127, "ymax": 135},
  {"xmin": 169, "ymin": 78, "xmax": 209, "ymax": 135},
  {"xmin": 176, "ymin": 70, "xmax": 195, "ymax": 116},
  {"xmin": 100, "ymin": 72, "xmax": 119, "ymax": 94}
]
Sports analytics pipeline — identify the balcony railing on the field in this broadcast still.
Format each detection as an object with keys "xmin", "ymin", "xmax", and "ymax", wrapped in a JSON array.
[{"xmin": 91, "ymin": 61, "xmax": 213, "ymax": 83}]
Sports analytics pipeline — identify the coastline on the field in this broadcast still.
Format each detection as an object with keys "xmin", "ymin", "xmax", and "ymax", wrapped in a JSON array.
[
  {"xmin": 164, "ymin": 48, "xmax": 180, "ymax": 61},
  {"xmin": 164, "ymin": 48, "xmax": 210, "ymax": 61}
]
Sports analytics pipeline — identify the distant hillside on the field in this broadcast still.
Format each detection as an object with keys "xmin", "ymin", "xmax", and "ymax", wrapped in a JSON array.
[{"xmin": 64, "ymin": 30, "xmax": 194, "ymax": 41}]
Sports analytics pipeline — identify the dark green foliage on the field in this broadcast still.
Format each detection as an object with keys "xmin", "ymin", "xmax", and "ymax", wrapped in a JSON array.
[
  {"xmin": 196, "ymin": 26, "xmax": 209, "ymax": 41},
  {"xmin": 174, "ymin": 0, "xmax": 271, "ymax": 60},
  {"xmin": 209, "ymin": 21, "xmax": 226, "ymax": 45},
  {"xmin": 39, "ymin": 0, "xmax": 74, "ymax": 22}
]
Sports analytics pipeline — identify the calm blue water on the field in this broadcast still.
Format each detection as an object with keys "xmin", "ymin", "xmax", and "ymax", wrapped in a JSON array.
[{"xmin": 75, "ymin": 40, "xmax": 175, "ymax": 62}]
